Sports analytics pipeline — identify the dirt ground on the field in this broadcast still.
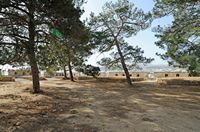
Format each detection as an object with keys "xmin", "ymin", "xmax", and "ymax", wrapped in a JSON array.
[{"xmin": 0, "ymin": 78, "xmax": 200, "ymax": 132}]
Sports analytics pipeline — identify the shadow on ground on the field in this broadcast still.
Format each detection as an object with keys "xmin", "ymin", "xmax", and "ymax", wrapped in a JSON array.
[{"xmin": 0, "ymin": 79, "xmax": 200, "ymax": 132}]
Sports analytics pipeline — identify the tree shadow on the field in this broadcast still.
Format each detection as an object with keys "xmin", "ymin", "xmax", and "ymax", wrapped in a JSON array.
[
  {"xmin": 0, "ymin": 79, "xmax": 200, "ymax": 132},
  {"xmin": 0, "ymin": 84, "xmax": 100, "ymax": 132}
]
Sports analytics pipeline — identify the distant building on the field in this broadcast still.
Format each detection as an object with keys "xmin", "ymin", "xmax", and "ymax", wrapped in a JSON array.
[
  {"xmin": 0, "ymin": 64, "xmax": 12, "ymax": 76},
  {"xmin": 98, "ymin": 64, "xmax": 189, "ymax": 79}
]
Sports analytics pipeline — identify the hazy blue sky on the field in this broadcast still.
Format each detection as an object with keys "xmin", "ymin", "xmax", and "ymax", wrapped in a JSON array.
[{"xmin": 81, "ymin": 0, "xmax": 173, "ymax": 66}]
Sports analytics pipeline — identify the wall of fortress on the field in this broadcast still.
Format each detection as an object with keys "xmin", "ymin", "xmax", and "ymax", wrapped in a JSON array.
[
  {"xmin": 2, "ymin": 69, "xmax": 190, "ymax": 79},
  {"xmin": 99, "ymin": 72, "xmax": 189, "ymax": 78}
]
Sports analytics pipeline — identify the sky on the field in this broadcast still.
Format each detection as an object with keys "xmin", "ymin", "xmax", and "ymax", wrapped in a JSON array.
[{"xmin": 81, "ymin": 0, "xmax": 173, "ymax": 66}]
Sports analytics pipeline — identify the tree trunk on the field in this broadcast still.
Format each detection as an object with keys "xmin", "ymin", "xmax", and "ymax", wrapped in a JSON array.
[
  {"xmin": 63, "ymin": 65, "xmax": 67, "ymax": 80},
  {"xmin": 68, "ymin": 55, "xmax": 74, "ymax": 82},
  {"xmin": 27, "ymin": 5, "xmax": 40, "ymax": 93},
  {"xmin": 28, "ymin": 50, "xmax": 40, "ymax": 93},
  {"xmin": 68, "ymin": 62, "xmax": 74, "ymax": 81},
  {"xmin": 115, "ymin": 40, "xmax": 132, "ymax": 85}
]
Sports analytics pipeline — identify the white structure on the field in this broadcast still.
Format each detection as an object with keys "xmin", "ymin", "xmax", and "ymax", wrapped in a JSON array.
[
  {"xmin": 0, "ymin": 64, "xmax": 12, "ymax": 76},
  {"xmin": 40, "ymin": 70, "xmax": 45, "ymax": 77}
]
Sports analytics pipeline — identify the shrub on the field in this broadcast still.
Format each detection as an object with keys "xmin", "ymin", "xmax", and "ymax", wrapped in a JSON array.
[{"xmin": 82, "ymin": 65, "xmax": 100, "ymax": 78}]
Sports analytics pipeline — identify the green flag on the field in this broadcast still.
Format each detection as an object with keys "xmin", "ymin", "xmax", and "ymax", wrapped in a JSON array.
[{"xmin": 51, "ymin": 28, "xmax": 62, "ymax": 38}]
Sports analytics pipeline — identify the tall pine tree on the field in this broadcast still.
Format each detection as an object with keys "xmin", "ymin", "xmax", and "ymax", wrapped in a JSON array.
[
  {"xmin": 153, "ymin": 0, "xmax": 200, "ymax": 76},
  {"xmin": 0, "ymin": 0, "xmax": 83, "ymax": 93},
  {"xmin": 89, "ymin": 0, "xmax": 152, "ymax": 85}
]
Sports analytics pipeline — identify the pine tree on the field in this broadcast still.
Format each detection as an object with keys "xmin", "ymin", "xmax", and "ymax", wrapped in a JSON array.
[
  {"xmin": 153, "ymin": 0, "xmax": 200, "ymax": 76},
  {"xmin": 89, "ymin": 0, "xmax": 152, "ymax": 85},
  {"xmin": 0, "ymin": 0, "xmax": 83, "ymax": 93}
]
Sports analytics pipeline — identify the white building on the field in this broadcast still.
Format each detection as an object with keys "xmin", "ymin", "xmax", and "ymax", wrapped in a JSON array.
[{"xmin": 0, "ymin": 64, "xmax": 13, "ymax": 76}]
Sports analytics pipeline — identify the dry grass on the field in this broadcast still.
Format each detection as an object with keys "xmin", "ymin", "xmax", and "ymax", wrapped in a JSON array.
[
  {"xmin": 0, "ymin": 79, "xmax": 200, "ymax": 132},
  {"xmin": 0, "ymin": 76, "xmax": 15, "ymax": 82}
]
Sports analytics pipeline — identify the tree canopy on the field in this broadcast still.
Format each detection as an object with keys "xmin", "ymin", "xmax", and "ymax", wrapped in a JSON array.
[
  {"xmin": 98, "ymin": 41, "xmax": 154, "ymax": 71},
  {"xmin": 153, "ymin": 0, "xmax": 200, "ymax": 76},
  {"xmin": 89, "ymin": 0, "xmax": 153, "ymax": 85},
  {"xmin": 39, "ymin": 26, "xmax": 95, "ymax": 81},
  {"xmin": 0, "ymin": 0, "xmax": 84, "ymax": 92}
]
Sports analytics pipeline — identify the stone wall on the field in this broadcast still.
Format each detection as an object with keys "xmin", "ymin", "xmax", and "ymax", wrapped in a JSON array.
[
  {"xmin": 99, "ymin": 72, "xmax": 149, "ymax": 78},
  {"xmin": 8, "ymin": 70, "xmax": 31, "ymax": 76},
  {"xmin": 99, "ymin": 72, "xmax": 189, "ymax": 79},
  {"xmin": 154, "ymin": 72, "xmax": 189, "ymax": 78},
  {"xmin": 5, "ymin": 69, "xmax": 189, "ymax": 79}
]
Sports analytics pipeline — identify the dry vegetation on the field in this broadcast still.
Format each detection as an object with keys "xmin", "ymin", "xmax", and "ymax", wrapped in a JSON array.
[
  {"xmin": 0, "ymin": 78, "xmax": 200, "ymax": 132},
  {"xmin": 0, "ymin": 76, "xmax": 15, "ymax": 82}
]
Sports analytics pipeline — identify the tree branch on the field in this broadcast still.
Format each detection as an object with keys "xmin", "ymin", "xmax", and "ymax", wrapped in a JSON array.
[{"xmin": 9, "ymin": 4, "xmax": 30, "ymax": 15}]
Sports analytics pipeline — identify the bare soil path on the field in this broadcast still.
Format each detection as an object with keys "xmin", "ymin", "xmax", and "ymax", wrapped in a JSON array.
[{"xmin": 0, "ymin": 78, "xmax": 200, "ymax": 132}]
